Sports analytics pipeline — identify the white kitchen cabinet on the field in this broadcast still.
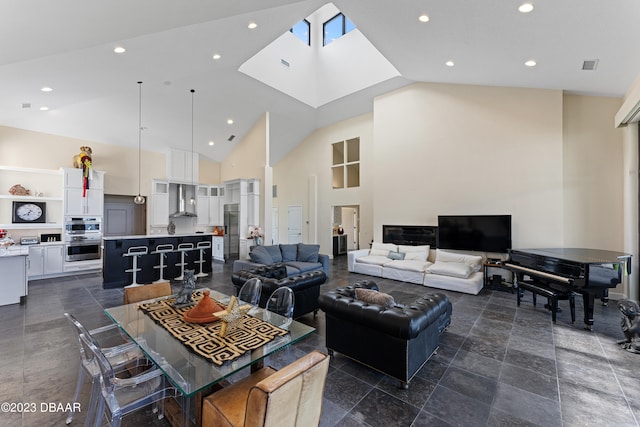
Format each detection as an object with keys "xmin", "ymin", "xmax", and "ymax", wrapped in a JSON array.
[
  {"xmin": 0, "ymin": 253, "xmax": 27, "ymax": 306},
  {"xmin": 209, "ymin": 186, "xmax": 223, "ymax": 226},
  {"xmin": 196, "ymin": 185, "xmax": 210, "ymax": 226},
  {"xmin": 151, "ymin": 179, "xmax": 170, "ymax": 227},
  {"xmin": 167, "ymin": 149, "xmax": 199, "ymax": 184},
  {"xmin": 28, "ymin": 244, "xmax": 64, "ymax": 278},
  {"xmin": 212, "ymin": 236, "xmax": 224, "ymax": 262},
  {"xmin": 247, "ymin": 179, "xmax": 260, "ymax": 227},
  {"xmin": 63, "ymin": 168, "xmax": 104, "ymax": 216}
]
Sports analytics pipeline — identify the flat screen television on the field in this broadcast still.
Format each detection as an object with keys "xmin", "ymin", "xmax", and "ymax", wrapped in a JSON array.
[{"xmin": 437, "ymin": 215, "xmax": 512, "ymax": 253}]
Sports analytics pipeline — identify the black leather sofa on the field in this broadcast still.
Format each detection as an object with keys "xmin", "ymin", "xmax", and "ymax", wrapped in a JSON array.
[
  {"xmin": 231, "ymin": 263, "xmax": 327, "ymax": 319},
  {"xmin": 318, "ymin": 280, "xmax": 452, "ymax": 388}
]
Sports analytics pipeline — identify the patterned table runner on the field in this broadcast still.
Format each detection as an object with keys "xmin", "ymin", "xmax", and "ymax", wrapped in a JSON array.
[{"xmin": 138, "ymin": 291, "xmax": 288, "ymax": 366}]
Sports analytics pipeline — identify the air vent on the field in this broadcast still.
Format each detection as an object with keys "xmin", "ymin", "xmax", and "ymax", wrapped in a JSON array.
[
  {"xmin": 228, "ymin": 134, "xmax": 235, "ymax": 142},
  {"xmin": 582, "ymin": 59, "xmax": 599, "ymax": 71},
  {"xmin": 272, "ymin": 185, "xmax": 277, "ymax": 198},
  {"xmin": 21, "ymin": 103, "xmax": 31, "ymax": 109},
  {"xmin": 281, "ymin": 59, "xmax": 290, "ymax": 68}
]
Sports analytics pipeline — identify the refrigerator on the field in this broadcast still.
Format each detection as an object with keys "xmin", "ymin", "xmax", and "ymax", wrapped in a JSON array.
[{"xmin": 224, "ymin": 204, "xmax": 240, "ymax": 260}]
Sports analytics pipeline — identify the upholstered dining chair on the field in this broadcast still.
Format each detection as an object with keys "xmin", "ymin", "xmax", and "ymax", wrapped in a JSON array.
[
  {"xmin": 238, "ymin": 277, "xmax": 262, "ymax": 307},
  {"xmin": 80, "ymin": 332, "xmax": 179, "ymax": 427},
  {"xmin": 123, "ymin": 281, "xmax": 172, "ymax": 304},
  {"xmin": 201, "ymin": 350, "xmax": 330, "ymax": 427},
  {"xmin": 64, "ymin": 312, "xmax": 145, "ymax": 426}
]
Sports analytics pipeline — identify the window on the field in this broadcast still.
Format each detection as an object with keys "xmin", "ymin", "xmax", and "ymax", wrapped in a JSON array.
[
  {"xmin": 323, "ymin": 13, "xmax": 356, "ymax": 46},
  {"xmin": 290, "ymin": 19, "xmax": 310, "ymax": 45},
  {"xmin": 332, "ymin": 138, "xmax": 360, "ymax": 189}
]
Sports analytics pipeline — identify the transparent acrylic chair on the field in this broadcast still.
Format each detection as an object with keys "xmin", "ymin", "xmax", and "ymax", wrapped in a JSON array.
[
  {"xmin": 80, "ymin": 332, "xmax": 179, "ymax": 427},
  {"xmin": 266, "ymin": 286, "xmax": 295, "ymax": 319},
  {"xmin": 238, "ymin": 277, "xmax": 262, "ymax": 308},
  {"xmin": 65, "ymin": 312, "xmax": 146, "ymax": 426}
]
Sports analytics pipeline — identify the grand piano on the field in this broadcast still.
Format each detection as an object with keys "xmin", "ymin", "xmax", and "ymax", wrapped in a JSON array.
[{"xmin": 504, "ymin": 248, "xmax": 632, "ymax": 330}]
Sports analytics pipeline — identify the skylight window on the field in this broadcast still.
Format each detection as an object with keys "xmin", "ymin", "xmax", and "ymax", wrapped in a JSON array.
[
  {"xmin": 290, "ymin": 19, "xmax": 310, "ymax": 46},
  {"xmin": 323, "ymin": 13, "xmax": 355, "ymax": 46}
]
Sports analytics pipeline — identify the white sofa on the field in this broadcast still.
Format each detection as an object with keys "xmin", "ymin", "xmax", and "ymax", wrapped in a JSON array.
[{"xmin": 348, "ymin": 243, "xmax": 484, "ymax": 295}]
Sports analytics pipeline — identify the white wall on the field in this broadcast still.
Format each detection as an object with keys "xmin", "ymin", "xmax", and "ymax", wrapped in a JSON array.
[{"xmin": 373, "ymin": 83, "xmax": 564, "ymax": 249}]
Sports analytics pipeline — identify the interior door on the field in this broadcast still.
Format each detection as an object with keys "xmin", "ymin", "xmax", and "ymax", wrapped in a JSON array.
[
  {"xmin": 104, "ymin": 195, "xmax": 146, "ymax": 236},
  {"xmin": 287, "ymin": 205, "xmax": 303, "ymax": 244}
]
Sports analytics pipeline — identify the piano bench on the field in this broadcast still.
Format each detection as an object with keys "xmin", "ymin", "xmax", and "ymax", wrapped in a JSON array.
[{"xmin": 517, "ymin": 281, "xmax": 575, "ymax": 324}]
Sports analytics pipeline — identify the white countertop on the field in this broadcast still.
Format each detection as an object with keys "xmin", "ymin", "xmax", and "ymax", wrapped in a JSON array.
[{"xmin": 103, "ymin": 233, "xmax": 213, "ymax": 240}]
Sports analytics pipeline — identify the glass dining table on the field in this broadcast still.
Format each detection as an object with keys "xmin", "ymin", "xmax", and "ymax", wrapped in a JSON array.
[{"xmin": 104, "ymin": 288, "xmax": 316, "ymax": 427}]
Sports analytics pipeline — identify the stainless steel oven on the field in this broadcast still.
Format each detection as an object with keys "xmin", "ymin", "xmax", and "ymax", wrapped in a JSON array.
[
  {"xmin": 64, "ymin": 217, "xmax": 102, "ymax": 261},
  {"xmin": 65, "ymin": 217, "xmax": 101, "ymax": 235}
]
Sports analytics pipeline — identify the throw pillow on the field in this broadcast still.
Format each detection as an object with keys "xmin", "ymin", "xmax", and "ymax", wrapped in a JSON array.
[
  {"xmin": 387, "ymin": 251, "xmax": 406, "ymax": 260},
  {"xmin": 297, "ymin": 243, "xmax": 320, "ymax": 262},
  {"xmin": 355, "ymin": 288, "xmax": 395, "ymax": 309},
  {"xmin": 264, "ymin": 245, "xmax": 283, "ymax": 263},
  {"xmin": 279, "ymin": 244, "xmax": 298, "ymax": 262},
  {"xmin": 249, "ymin": 246, "xmax": 273, "ymax": 265}
]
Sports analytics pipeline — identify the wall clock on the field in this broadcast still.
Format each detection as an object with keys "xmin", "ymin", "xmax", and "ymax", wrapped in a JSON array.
[{"xmin": 12, "ymin": 201, "xmax": 46, "ymax": 224}]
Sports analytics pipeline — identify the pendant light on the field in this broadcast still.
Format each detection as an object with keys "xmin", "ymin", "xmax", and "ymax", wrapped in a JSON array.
[
  {"xmin": 133, "ymin": 81, "xmax": 146, "ymax": 205},
  {"xmin": 189, "ymin": 88, "xmax": 196, "ymax": 206}
]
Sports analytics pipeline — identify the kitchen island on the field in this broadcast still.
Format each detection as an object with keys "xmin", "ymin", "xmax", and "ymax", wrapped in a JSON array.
[
  {"xmin": 102, "ymin": 233, "xmax": 212, "ymax": 288},
  {"xmin": 0, "ymin": 245, "xmax": 28, "ymax": 306}
]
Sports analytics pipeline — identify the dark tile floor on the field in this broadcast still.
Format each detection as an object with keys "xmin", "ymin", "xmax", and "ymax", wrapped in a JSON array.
[{"xmin": 1, "ymin": 255, "xmax": 639, "ymax": 426}]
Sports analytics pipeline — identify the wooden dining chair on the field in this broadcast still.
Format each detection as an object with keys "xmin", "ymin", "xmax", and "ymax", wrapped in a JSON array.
[
  {"xmin": 123, "ymin": 281, "xmax": 172, "ymax": 304},
  {"xmin": 201, "ymin": 350, "xmax": 329, "ymax": 427}
]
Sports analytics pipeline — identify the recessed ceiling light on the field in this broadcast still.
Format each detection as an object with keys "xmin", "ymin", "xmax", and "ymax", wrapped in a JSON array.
[
  {"xmin": 418, "ymin": 14, "xmax": 429, "ymax": 23},
  {"xmin": 227, "ymin": 119, "xmax": 234, "ymax": 125},
  {"xmin": 518, "ymin": 3, "xmax": 534, "ymax": 13},
  {"xmin": 209, "ymin": 141, "xmax": 215, "ymax": 146},
  {"xmin": 41, "ymin": 86, "xmax": 53, "ymax": 92},
  {"xmin": 39, "ymin": 106, "xmax": 49, "ymax": 111},
  {"xmin": 248, "ymin": 22, "xmax": 258, "ymax": 29},
  {"xmin": 445, "ymin": 61, "xmax": 455, "ymax": 67},
  {"xmin": 114, "ymin": 46, "xmax": 126, "ymax": 54},
  {"xmin": 525, "ymin": 60, "xmax": 537, "ymax": 67},
  {"xmin": 212, "ymin": 53, "xmax": 221, "ymax": 60}
]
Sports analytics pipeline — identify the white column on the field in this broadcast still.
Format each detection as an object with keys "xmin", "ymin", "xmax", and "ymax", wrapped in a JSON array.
[{"xmin": 623, "ymin": 122, "xmax": 639, "ymax": 300}]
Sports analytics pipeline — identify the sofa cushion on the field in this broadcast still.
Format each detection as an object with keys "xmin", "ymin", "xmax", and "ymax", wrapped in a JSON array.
[
  {"xmin": 286, "ymin": 261, "xmax": 322, "ymax": 274},
  {"xmin": 385, "ymin": 259, "xmax": 431, "ymax": 272},
  {"xmin": 263, "ymin": 245, "xmax": 283, "ymax": 263},
  {"xmin": 279, "ymin": 244, "xmax": 298, "ymax": 262},
  {"xmin": 354, "ymin": 288, "xmax": 395, "ymax": 309},
  {"xmin": 427, "ymin": 261, "xmax": 474, "ymax": 279},
  {"xmin": 249, "ymin": 246, "xmax": 273, "ymax": 265},
  {"xmin": 387, "ymin": 251, "xmax": 405, "ymax": 260},
  {"xmin": 357, "ymin": 255, "xmax": 393, "ymax": 266},
  {"xmin": 435, "ymin": 249, "xmax": 483, "ymax": 272},
  {"xmin": 398, "ymin": 245, "xmax": 429, "ymax": 262},
  {"xmin": 297, "ymin": 243, "xmax": 320, "ymax": 263},
  {"xmin": 369, "ymin": 242, "xmax": 397, "ymax": 257}
]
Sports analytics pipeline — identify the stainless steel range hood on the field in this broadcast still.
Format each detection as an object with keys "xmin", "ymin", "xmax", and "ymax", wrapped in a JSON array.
[{"xmin": 170, "ymin": 184, "xmax": 197, "ymax": 218}]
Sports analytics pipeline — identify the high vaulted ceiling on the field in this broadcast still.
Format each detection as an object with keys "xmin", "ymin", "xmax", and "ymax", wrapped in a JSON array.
[{"xmin": 1, "ymin": 0, "xmax": 640, "ymax": 164}]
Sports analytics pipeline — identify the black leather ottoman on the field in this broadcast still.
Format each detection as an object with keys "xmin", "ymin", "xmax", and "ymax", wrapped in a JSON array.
[
  {"xmin": 232, "ymin": 263, "xmax": 327, "ymax": 318},
  {"xmin": 318, "ymin": 280, "xmax": 452, "ymax": 388}
]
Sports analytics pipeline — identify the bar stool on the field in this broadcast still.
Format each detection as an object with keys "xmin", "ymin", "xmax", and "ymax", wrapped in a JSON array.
[
  {"xmin": 152, "ymin": 244, "xmax": 174, "ymax": 283},
  {"xmin": 175, "ymin": 243, "xmax": 195, "ymax": 281},
  {"xmin": 195, "ymin": 241, "xmax": 212, "ymax": 278},
  {"xmin": 123, "ymin": 246, "xmax": 148, "ymax": 288}
]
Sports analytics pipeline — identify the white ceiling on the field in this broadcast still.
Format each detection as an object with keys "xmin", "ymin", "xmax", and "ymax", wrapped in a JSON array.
[{"xmin": 2, "ymin": 0, "xmax": 640, "ymax": 164}]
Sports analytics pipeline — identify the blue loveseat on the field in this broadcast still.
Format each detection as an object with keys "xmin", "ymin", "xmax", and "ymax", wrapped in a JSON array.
[{"xmin": 232, "ymin": 243, "xmax": 330, "ymax": 277}]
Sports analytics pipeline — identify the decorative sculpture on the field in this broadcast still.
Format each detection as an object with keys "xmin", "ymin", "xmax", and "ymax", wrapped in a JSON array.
[
  {"xmin": 213, "ymin": 296, "xmax": 251, "ymax": 337},
  {"xmin": 72, "ymin": 146, "xmax": 93, "ymax": 198},
  {"xmin": 8, "ymin": 184, "xmax": 30, "ymax": 196},
  {"xmin": 174, "ymin": 269, "xmax": 196, "ymax": 308},
  {"xmin": 617, "ymin": 299, "xmax": 640, "ymax": 354}
]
